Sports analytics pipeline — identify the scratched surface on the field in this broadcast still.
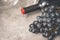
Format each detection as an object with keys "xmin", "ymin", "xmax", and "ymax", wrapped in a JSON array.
[{"xmin": 0, "ymin": 0, "xmax": 60, "ymax": 40}]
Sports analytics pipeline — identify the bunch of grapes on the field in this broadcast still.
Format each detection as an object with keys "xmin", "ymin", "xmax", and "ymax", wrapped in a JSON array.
[{"xmin": 29, "ymin": 5, "xmax": 60, "ymax": 40}]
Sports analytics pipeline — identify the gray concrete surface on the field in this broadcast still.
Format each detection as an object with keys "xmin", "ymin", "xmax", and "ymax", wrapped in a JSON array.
[{"xmin": 0, "ymin": 0, "xmax": 60, "ymax": 40}]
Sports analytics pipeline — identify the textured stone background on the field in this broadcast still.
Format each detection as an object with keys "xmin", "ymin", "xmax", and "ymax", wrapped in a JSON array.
[{"xmin": 0, "ymin": 0, "xmax": 60, "ymax": 40}]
